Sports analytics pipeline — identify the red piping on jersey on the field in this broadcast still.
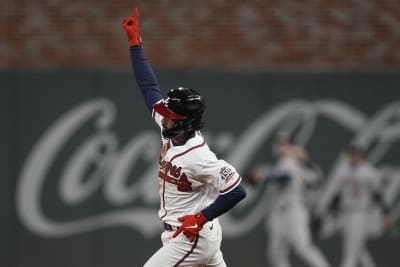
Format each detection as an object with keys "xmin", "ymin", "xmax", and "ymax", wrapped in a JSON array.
[
  {"xmin": 220, "ymin": 176, "xmax": 242, "ymax": 194},
  {"xmin": 170, "ymin": 140, "xmax": 206, "ymax": 162},
  {"xmin": 160, "ymin": 180, "xmax": 167, "ymax": 220},
  {"xmin": 173, "ymin": 236, "xmax": 199, "ymax": 267}
]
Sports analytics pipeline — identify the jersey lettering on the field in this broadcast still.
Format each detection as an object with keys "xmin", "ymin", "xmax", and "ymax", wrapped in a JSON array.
[
  {"xmin": 177, "ymin": 173, "xmax": 192, "ymax": 192},
  {"xmin": 159, "ymin": 159, "xmax": 192, "ymax": 192},
  {"xmin": 160, "ymin": 160, "xmax": 182, "ymax": 178}
]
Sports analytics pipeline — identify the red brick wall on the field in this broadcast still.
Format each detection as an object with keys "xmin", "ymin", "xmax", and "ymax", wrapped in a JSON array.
[{"xmin": 2, "ymin": 0, "xmax": 400, "ymax": 70}]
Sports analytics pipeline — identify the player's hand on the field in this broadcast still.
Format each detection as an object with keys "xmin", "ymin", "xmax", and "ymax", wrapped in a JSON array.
[
  {"xmin": 172, "ymin": 212, "xmax": 208, "ymax": 242},
  {"xmin": 122, "ymin": 7, "xmax": 142, "ymax": 46}
]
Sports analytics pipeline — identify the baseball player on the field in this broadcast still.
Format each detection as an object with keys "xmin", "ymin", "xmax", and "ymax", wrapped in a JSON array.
[
  {"xmin": 315, "ymin": 145, "xmax": 391, "ymax": 267},
  {"xmin": 249, "ymin": 138, "xmax": 330, "ymax": 267},
  {"xmin": 122, "ymin": 8, "xmax": 246, "ymax": 267}
]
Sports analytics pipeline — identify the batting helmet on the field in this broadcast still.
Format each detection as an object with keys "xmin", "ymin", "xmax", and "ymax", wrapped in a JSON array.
[{"xmin": 153, "ymin": 87, "xmax": 205, "ymax": 138}]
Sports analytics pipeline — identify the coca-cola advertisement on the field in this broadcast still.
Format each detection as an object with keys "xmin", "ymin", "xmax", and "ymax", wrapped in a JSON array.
[{"xmin": 1, "ymin": 71, "xmax": 399, "ymax": 267}]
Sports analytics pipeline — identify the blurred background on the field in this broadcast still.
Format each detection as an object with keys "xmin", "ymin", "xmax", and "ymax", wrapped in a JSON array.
[{"xmin": 1, "ymin": 0, "xmax": 400, "ymax": 266}]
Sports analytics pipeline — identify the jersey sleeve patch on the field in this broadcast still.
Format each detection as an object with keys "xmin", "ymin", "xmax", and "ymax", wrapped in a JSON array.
[
  {"xmin": 218, "ymin": 165, "xmax": 242, "ymax": 194},
  {"xmin": 219, "ymin": 166, "xmax": 235, "ymax": 183}
]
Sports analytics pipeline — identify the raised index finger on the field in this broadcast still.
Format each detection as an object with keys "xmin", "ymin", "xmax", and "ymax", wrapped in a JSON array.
[{"xmin": 133, "ymin": 7, "xmax": 139, "ymax": 19}]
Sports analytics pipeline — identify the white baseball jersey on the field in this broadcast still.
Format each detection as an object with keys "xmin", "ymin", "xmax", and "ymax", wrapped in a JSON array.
[
  {"xmin": 266, "ymin": 154, "xmax": 330, "ymax": 267},
  {"xmin": 316, "ymin": 159, "xmax": 383, "ymax": 267},
  {"xmin": 270, "ymin": 155, "xmax": 317, "ymax": 213},
  {"xmin": 152, "ymin": 108, "xmax": 242, "ymax": 227},
  {"xmin": 337, "ymin": 161, "xmax": 382, "ymax": 212},
  {"xmin": 319, "ymin": 160, "xmax": 382, "ymax": 213}
]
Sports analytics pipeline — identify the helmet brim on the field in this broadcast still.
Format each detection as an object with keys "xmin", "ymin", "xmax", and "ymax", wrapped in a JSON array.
[{"xmin": 153, "ymin": 101, "xmax": 187, "ymax": 120}]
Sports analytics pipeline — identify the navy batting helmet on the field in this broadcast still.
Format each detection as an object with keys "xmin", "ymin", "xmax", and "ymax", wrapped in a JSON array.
[{"xmin": 153, "ymin": 87, "xmax": 205, "ymax": 138}]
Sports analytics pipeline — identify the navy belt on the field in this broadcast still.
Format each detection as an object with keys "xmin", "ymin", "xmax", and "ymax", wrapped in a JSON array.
[{"xmin": 163, "ymin": 222, "xmax": 178, "ymax": 231}]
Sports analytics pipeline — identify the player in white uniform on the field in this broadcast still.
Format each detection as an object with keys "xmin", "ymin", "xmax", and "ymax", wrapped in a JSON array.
[
  {"xmin": 315, "ymin": 145, "xmax": 391, "ymax": 267},
  {"xmin": 122, "ymin": 8, "xmax": 246, "ymax": 267},
  {"xmin": 249, "ymin": 139, "xmax": 330, "ymax": 267}
]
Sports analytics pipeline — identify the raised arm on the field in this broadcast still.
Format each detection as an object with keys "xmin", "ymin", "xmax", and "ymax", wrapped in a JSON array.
[{"xmin": 122, "ymin": 7, "xmax": 164, "ymax": 111}]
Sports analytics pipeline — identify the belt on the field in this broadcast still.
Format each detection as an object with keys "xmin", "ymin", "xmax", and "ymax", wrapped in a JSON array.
[{"xmin": 163, "ymin": 222, "xmax": 178, "ymax": 231}]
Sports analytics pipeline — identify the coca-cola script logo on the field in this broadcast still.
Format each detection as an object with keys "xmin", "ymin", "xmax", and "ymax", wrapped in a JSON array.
[{"xmin": 16, "ymin": 99, "xmax": 400, "ymax": 238}]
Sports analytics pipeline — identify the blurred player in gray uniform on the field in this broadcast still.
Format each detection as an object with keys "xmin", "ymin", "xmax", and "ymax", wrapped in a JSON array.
[
  {"xmin": 249, "ymin": 138, "xmax": 330, "ymax": 267},
  {"xmin": 315, "ymin": 145, "xmax": 391, "ymax": 267},
  {"xmin": 122, "ymin": 7, "xmax": 246, "ymax": 267}
]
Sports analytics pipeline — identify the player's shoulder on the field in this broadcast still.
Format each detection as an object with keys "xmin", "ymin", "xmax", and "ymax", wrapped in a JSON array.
[
  {"xmin": 187, "ymin": 134, "xmax": 215, "ymax": 160},
  {"xmin": 172, "ymin": 132, "xmax": 212, "ymax": 160}
]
